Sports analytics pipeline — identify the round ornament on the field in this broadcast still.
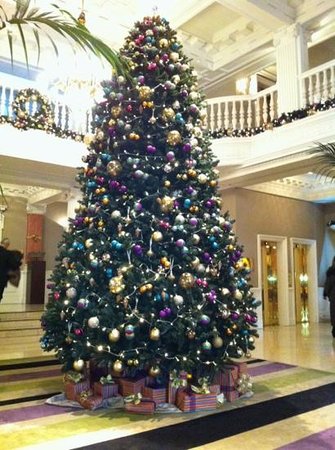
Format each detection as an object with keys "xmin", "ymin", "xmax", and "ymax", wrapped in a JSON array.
[
  {"xmin": 138, "ymin": 85, "xmax": 152, "ymax": 100},
  {"xmin": 152, "ymin": 231, "xmax": 163, "ymax": 242},
  {"xmin": 107, "ymin": 160, "xmax": 122, "ymax": 177},
  {"xmin": 202, "ymin": 340, "xmax": 212, "ymax": 351},
  {"xmin": 73, "ymin": 359, "xmax": 85, "ymax": 372},
  {"xmin": 149, "ymin": 366, "xmax": 161, "ymax": 377},
  {"xmin": 187, "ymin": 330, "xmax": 196, "ymax": 339},
  {"xmin": 66, "ymin": 287, "xmax": 77, "ymax": 299},
  {"xmin": 150, "ymin": 327, "xmax": 160, "ymax": 340},
  {"xmin": 108, "ymin": 328, "xmax": 120, "ymax": 342},
  {"xmin": 125, "ymin": 324, "xmax": 135, "ymax": 339},
  {"xmin": 178, "ymin": 273, "xmax": 195, "ymax": 289},
  {"xmin": 109, "ymin": 275, "xmax": 125, "ymax": 294},
  {"xmin": 213, "ymin": 336, "xmax": 223, "ymax": 348},
  {"xmin": 88, "ymin": 316, "xmax": 100, "ymax": 328},
  {"xmin": 113, "ymin": 360, "xmax": 123, "ymax": 373},
  {"xmin": 167, "ymin": 130, "xmax": 181, "ymax": 146},
  {"xmin": 158, "ymin": 196, "xmax": 174, "ymax": 212},
  {"xmin": 173, "ymin": 294, "xmax": 184, "ymax": 306}
]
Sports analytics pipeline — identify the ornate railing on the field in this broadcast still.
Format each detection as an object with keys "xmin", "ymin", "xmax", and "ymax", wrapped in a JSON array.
[{"xmin": 1, "ymin": 58, "xmax": 335, "ymax": 136}]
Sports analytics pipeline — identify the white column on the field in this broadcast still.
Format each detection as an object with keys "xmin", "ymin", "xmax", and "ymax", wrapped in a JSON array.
[{"xmin": 274, "ymin": 23, "xmax": 309, "ymax": 114}]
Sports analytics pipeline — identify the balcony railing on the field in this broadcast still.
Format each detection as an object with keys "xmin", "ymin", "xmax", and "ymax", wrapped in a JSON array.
[{"xmin": 1, "ymin": 59, "xmax": 335, "ymax": 136}]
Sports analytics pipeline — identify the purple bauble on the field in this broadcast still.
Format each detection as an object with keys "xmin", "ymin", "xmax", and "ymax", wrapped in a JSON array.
[
  {"xmin": 133, "ymin": 244, "xmax": 143, "ymax": 256},
  {"xmin": 182, "ymin": 143, "xmax": 192, "ymax": 153},
  {"xmin": 176, "ymin": 239, "xmax": 185, "ymax": 247},
  {"xmin": 159, "ymin": 310, "xmax": 167, "ymax": 318},
  {"xmin": 189, "ymin": 218, "xmax": 198, "ymax": 227},
  {"xmin": 231, "ymin": 312, "xmax": 239, "ymax": 320},
  {"xmin": 202, "ymin": 252, "xmax": 212, "ymax": 263},
  {"xmin": 147, "ymin": 145, "xmax": 157, "ymax": 154},
  {"xmin": 135, "ymin": 202, "xmax": 143, "ymax": 212},
  {"xmin": 199, "ymin": 314, "xmax": 210, "ymax": 326},
  {"xmin": 207, "ymin": 290, "xmax": 217, "ymax": 303},
  {"xmin": 109, "ymin": 180, "xmax": 120, "ymax": 190},
  {"xmin": 166, "ymin": 151, "xmax": 175, "ymax": 161}
]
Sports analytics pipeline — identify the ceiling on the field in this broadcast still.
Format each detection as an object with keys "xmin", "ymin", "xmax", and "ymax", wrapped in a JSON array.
[{"xmin": 1, "ymin": 0, "xmax": 335, "ymax": 205}]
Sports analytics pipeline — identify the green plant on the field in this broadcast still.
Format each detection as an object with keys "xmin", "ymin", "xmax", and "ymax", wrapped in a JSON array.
[
  {"xmin": 309, "ymin": 142, "xmax": 335, "ymax": 181},
  {"xmin": 0, "ymin": 0, "xmax": 126, "ymax": 74}
]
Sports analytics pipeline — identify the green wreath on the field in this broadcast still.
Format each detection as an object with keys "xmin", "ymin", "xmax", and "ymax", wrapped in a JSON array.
[{"xmin": 12, "ymin": 88, "xmax": 55, "ymax": 130}]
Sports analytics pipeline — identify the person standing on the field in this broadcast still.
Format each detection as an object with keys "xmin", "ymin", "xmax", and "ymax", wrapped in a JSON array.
[{"xmin": 323, "ymin": 256, "xmax": 335, "ymax": 338}]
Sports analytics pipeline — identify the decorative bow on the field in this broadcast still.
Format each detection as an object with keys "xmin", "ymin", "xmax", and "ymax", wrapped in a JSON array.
[
  {"xmin": 99, "ymin": 374, "xmax": 115, "ymax": 385},
  {"xmin": 79, "ymin": 390, "xmax": 92, "ymax": 401},
  {"xmin": 63, "ymin": 371, "xmax": 84, "ymax": 384},
  {"xmin": 124, "ymin": 393, "xmax": 142, "ymax": 405},
  {"xmin": 235, "ymin": 373, "xmax": 253, "ymax": 394},
  {"xmin": 169, "ymin": 370, "xmax": 188, "ymax": 388},
  {"xmin": 191, "ymin": 376, "xmax": 211, "ymax": 395}
]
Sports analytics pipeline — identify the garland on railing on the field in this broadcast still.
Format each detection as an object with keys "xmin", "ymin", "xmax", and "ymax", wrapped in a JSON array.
[
  {"xmin": 1, "ymin": 89, "xmax": 335, "ymax": 143},
  {"xmin": 0, "ymin": 88, "xmax": 85, "ymax": 142},
  {"xmin": 208, "ymin": 97, "xmax": 335, "ymax": 139}
]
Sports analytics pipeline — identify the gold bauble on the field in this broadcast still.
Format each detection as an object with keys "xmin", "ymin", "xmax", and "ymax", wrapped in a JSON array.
[
  {"xmin": 73, "ymin": 359, "xmax": 85, "ymax": 372},
  {"xmin": 119, "ymin": 263, "xmax": 133, "ymax": 275},
  {"xmin": 133, "ymin": 359, "xmax": 139, "ymax": 367},
  {"xmin": 152, "ymin": 231, "xmax": 163, "ymax": 242},
  {"xmin": 158, "ymin": 196, "xmax": 174, "ymax": 212},
  {"xmin": 178, "ymin": 272, "xmax": 195, "ymax": 289},
  {"xmin": 164, "ymin": 180, "xmax": 171, "ymax": 188},
  {"xmin": 111, "ymin": 106, "xmax": 122, "ymax": 118},
  {"xmin": 107, "ymin": 160, "xmax": 122, "ymax": 177},
  {"xmin": 138, "ymin": 85, "xmax": 152, "ymax": 100},
  {"xmin": 167, "ymin": 130, "xmax": 181, "ymax": 146},
  {"xmin": 187, "ymin": 169, "xmax": 197, "ymax": 178},
  {"xmin": 150, "ymin": 327, "xmax": 160, "ymax": 340},
  {"xmin": 198, "ymin": 173, "xmax": 208, "ymax": 184},
  {"xmin": 189, "ymin": 206, "xmax": 199, "ymax": 213},
  {"xmin": 213, "ymin": 336, "xmax": 223, "ymax": 348},
  {"xmin": 187, "ymin": 330, "xmax": 196, "ymax": 339},
  {"xmin": 159, "ymin": 38, "xmax": 169, "ymax": 48},
  {"xmin": 191, "ymin": 257, "xmax": 200, "ymax": 267},
  {"xmin": 83, "ymin": 133, "xmax": 94, "ymax": 145},
  {"xmin": 169, "ymin": 52, "xmax": 180, "ymax": 62},
  {"xmin": 109, "ymin": 275, "xmax": 125, "ymax": 294},
  {"xmin": 85, "ymin": 238, "xmax": 94, "ymax": 248},
  {"xmin": 149, "ymin": 366, "xmax": 161, "ymax": 377},
  {"xmin": 113, "ymin": 359, "xmax": 123, "ymax": 373},
  {"xmin": 162, "ymin": 107, "xmax": 175, "ymax": 121},
  {"xmin": 108, "ymin": 328, "xmax": 120, "ymax": 342}
]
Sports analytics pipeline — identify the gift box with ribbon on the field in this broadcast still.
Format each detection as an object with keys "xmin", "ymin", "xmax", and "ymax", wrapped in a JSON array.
[
  {"xmin": 76, "ymin": 390, "xmax": 103, "ymax": 410},
  {"xmin": 213, "ymin": 366, "xmax": 239, "ymax": 402},
  {"xmin": 142, "ymin": 386, "xmax": 167, "ymax": 404},
  {"xmin": 63, "ymin": 371, "xmax": 90, "ymax": 401},
  {"xmin": 176, "ymin": 390, "xmax": 217, "ymax": 412},
  {"xmin": 93, "ymin": 374, "xmax": 119, "ymax": 399},
  {"xmin": 117, "ymin": 375, "xmax": 146, "ymax": 396},
  {"xmin": 124, "ymin": 393, "xmax": 155, "ymax": 414},
  {"xmin": 167, "ymin": 370, "xmax": 188, "ymax": 404}
]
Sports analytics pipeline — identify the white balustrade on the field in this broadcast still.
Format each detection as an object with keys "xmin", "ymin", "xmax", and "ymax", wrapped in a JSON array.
[
  {"xmin": 206, "ymin": 85, "xmax": 278, "ymax": 132},
  {"xmin": 300, "ymin": 59, "xmax": 335, "ymax": 106}
]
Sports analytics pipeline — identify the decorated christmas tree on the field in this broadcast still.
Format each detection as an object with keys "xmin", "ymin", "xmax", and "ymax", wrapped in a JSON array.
[{"xmin": 40, "ymin": 15, "xmax": 259, "ymax": 384}]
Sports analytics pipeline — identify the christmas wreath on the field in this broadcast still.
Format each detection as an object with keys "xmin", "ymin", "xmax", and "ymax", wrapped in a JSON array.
[{"xmin": 11, "ymin": 88, "xmax": 55, "ymax": 131}]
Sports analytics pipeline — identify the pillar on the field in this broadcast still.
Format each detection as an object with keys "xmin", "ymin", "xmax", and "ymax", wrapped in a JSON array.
[{"xmin": 274, "ymin": 23, "xmax": 309, "ymax": 114}]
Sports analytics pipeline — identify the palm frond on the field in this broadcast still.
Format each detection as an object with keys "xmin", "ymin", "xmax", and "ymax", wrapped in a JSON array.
[
  {"xmin": 1, "ymin": 0, "xmax": 128, "ymax": 75},
  {"xmin": 309, "ymin": 142, "xmax": 335, "ymax": 181}
]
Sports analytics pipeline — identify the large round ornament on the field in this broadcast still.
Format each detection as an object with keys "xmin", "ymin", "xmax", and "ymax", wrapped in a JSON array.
[
  {"xmin": 167, "ymin": 130, "xmax": 181, "ymax": 146},
  {"xmin": 149, "ymin": 366, "xmax": 161, "ymax": 377},
  {"xmin": 150, "ymin": 327, "xmax": 160, "ymax": 341},
  {"xmin": 88, "ymin": 316, "xmax": 100, "ymax": 328},
  {"xmin": 107, "ymin": 160, "xmax": 122, "ymax": 177},
  {"xmin": 125, "ymin": 324, "xmax": 135, "ymax": 339},
  {"xmin": 159, "ymin": 196, "xmax": 174, "ymax": 212},
  {"xmin": 173, "ymin": 294, "xmax": 184, "ymax": 306},
  {"xmin": 178, "ymin": 273, "xmax": 195, "ymax": 289},
  {"xmin": 108, "ymin": 328, "xmax": 120, "ymax": 342},
  {"xmin": 138, "ymin": 85, "xmax": 152, "ymax": 100},
  {"xmin": 66, "ymin": 287, "xmax": 77, "ymax": 299},
  {"xmin": 109, "ymin": 275, "xmax": 125, "ymax": 294},
  {"xmin": 213, "ymin": 336, "xmax": 223, "ymax": 348},
  {"xmin": 202, "ymin": 340, "xmax": 212, "ymax": 351},
  {"xmin": 73, "ymin": 359, "xmax": 85, "ymax": 372},
  {"xmin": 113, "ymin": 360, "xmax": 123, "ymax": 373},
  {"xmin": 152, "ymin": 231, "xmax": 163, "ymax": 242}
]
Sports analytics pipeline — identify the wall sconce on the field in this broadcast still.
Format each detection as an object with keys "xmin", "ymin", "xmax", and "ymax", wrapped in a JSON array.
[{"xmin": 327, "ymin": 220, "xmax": 335, "ymax": 231}]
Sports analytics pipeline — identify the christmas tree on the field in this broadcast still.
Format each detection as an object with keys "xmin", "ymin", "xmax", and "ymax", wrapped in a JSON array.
[{"xmin": 40, "ymin": 15, "xmax": 259, "ymax": 383}]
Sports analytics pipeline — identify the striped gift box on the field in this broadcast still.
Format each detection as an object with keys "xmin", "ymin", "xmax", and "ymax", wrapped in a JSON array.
[
  {"xmin": 214, "ymin": 366, "xmax": 240, "ymax": 402},
  {"xmin": 117, "ymin": 376, "xmax": 146, "ymax": 396},
  {"xmin": 142, "ymin": 386, "xmax": 167, "ymax": 404},
  {"xmin": 64, "ymin": 380, "xmax": 90, "ymax": 401},
  {"xmin": 124, "ymin": 398, "xmax": 155, "ymax": 414},
  {"xmin": 176, "ymin": 391, "xmax": 217, "ymax": 412},
  {"xmin": 93, "ymin": 382, "xmax": 119, "ymax": 399}
]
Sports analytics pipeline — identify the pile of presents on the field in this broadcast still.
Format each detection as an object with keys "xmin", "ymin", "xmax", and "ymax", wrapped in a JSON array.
[{"xmin": 63, "ymin": 360, "xmax": 252, "ymax": 414}]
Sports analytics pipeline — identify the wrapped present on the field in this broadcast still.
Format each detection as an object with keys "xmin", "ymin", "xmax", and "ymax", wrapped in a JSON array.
[
  {"xmin": 124, "ymin": 393, "xmax": 155, "ymax": 415},
  {"xmin": 93, "ymin": 375, "xmax": 119, "ymax": 399},
  {"xmin": 224, "ymin": 361, "xmax": 248, "ymax": 375},
  {"xmin": 117, "ymin": 376, "xmax": 146, "ymax": 396},
  {"xmin": 142, "ymin": 386, "xmax": 167, "ymax": 404},
  {"xmin": 63, "ymin": 372, "xmax": 90, "ymax": 401},
  {"xmin": 76, "ymin": 390, "xmax": 103, "ymax": 410},
  {"xmin": 167, "ymin": 370, "xmax": 188, "ymax": 404},
  {"xmin": 214, "ymin": 366, "xmax": 239, "ymax": 402},
  {"xmin": 176, "ymin": 390, "xmax": 217, "ymax": 412}
]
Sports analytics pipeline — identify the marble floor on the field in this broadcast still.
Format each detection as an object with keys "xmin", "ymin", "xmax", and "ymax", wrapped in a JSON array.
[{"xmin": 0, "ymin": 302, "xmax": 334, "ymax": 372}]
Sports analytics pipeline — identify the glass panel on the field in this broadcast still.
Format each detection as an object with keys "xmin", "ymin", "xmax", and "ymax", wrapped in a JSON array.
[
  {"xmin": 261, "ymin": 240, "xmax": 279, "ymax": 326},
  {"xmin": 293, "ymin": 244, "xmax": 309, "ymax": 323}
]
